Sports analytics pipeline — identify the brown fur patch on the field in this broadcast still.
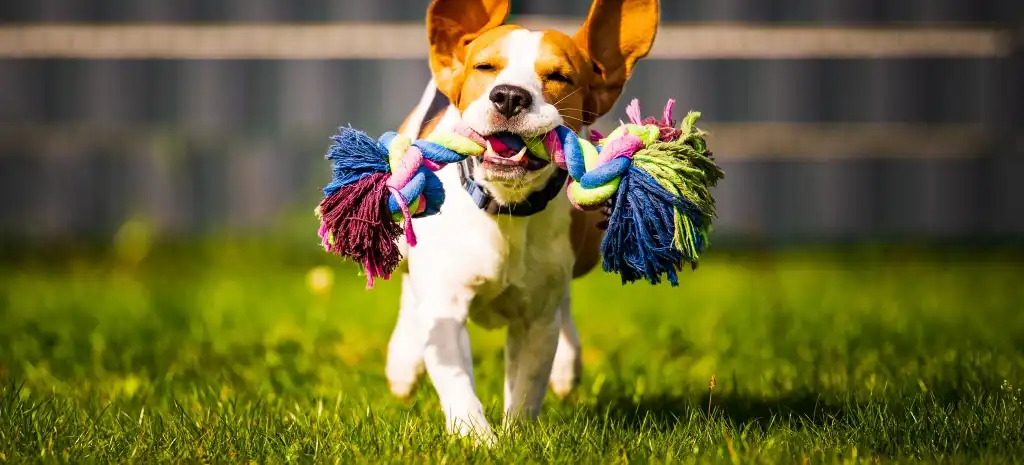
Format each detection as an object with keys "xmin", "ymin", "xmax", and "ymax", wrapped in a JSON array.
[{"xmin": 570, "ymin": 209, "xmax": 605, "ymax": 278}]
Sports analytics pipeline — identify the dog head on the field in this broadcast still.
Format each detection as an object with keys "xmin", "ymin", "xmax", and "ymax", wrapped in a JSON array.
[{"xmin": 427, "ymin": 0, "xmax": 659, "ymax": 205}]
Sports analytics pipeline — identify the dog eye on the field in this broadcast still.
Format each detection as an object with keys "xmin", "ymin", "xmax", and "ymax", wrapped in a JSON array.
[
  {"xmin": 546, "ymin": 72, "xmax": 572, "ymax": 84},
  {"xmin": 474, "ymin": 63, "xmax": 496, "ymax": 72}
]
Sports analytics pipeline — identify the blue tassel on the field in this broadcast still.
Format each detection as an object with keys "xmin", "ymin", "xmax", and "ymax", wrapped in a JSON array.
[
  {"xmin": 323, "ymin": 127, "xmax": 390, "ymax": 196},
  {"xmin": 601, "ymin": 167, "xmax": 696, "ymax": 286}
]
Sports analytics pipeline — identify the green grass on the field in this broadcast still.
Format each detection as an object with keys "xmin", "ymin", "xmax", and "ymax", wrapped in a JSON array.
[{"xmin": 1, "ymin": 238, "xmax": 1023, "ymax": 463}]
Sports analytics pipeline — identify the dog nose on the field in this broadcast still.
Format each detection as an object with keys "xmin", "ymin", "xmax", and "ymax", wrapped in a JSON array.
[{"xmin": 489, "ymin": 84, "xmax": 532, "ymax": 118}]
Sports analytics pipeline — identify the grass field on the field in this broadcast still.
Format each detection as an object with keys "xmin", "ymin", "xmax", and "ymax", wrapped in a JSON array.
[{"xmin": 1, "ymin": 236, "xmax": 1023, "ymax": 463}]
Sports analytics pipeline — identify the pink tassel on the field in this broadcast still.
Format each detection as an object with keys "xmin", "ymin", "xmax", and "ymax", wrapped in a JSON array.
[
  {"xmin": 317, "ymin": 222, "xmax": 331, "ymax": 250},
  {"xmin": 625, "ymin": 99, "xmax": 643, "ymax": 125},
  {"xmin": 662, "ymin": 99, "xmax": 676, "ymax": 126},
  {"xmin": 388, "ymin": 186, "xmax": 417, "ymax": 248}
]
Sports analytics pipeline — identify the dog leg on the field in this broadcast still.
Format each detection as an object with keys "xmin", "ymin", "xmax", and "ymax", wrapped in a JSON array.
[
  {"xmin": 503, "ymin": 328, "xmax": 519, "ymax": 415},
  {"xmin": 386, "ymin": 274, "xmax": 425, "ymax": 399},
  {"xmin": 422, "ymin": 300, "xmax": 495, "ymax": 445},
  {"xmin": 549, "ymin": 294, "xmax": 582, "ymax": 399},
  {"xmin": 503, "ymin": 314, "xmax": 560, "ymax": 426}
]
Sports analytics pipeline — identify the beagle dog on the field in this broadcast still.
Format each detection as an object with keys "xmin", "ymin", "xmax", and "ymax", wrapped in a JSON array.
[{"xmin": 385, "ymin": 0, "xmax": 659, "ymax": 443}]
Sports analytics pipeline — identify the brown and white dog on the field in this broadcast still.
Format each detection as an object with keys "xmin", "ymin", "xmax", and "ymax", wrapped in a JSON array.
[{"xmin": 386, "ymin": 0, "xmax": 658, "ymax": 443}]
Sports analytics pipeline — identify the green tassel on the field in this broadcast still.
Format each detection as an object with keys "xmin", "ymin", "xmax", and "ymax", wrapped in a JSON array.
[{"xmin": 629, "ymin": 111, "xmax": 724, "ymax": 261}]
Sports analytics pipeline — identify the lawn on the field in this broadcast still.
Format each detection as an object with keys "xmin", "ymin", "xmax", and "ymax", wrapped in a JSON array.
[{"xmin": 1, "ymin": 235, "xmax": 1023, "ymax": 463}]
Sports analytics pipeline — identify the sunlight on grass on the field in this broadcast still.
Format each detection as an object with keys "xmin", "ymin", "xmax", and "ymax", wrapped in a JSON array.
[{"xmin": 1, "ymin": 242, "xmax": 1023, "ymax": 462}]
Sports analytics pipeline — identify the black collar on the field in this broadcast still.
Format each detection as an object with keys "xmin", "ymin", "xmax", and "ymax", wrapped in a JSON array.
[{"xmin": 457, "ymin": 158, "xmax": 569, "ymax": 216}]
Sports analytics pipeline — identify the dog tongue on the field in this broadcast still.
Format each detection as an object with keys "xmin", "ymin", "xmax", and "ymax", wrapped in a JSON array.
[
  {"xmin": 484, "ymin": 140, "xmax": 527, "ymax": 165},
  {"xmin": 485, "ymin": 133, "xmax": 527, "ymax": 158}
]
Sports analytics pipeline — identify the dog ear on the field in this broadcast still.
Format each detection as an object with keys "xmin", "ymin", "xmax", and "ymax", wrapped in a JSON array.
[
  {"xmin": 574, "ymin": 0, "xmax": 659, "ymax": 125},
  {"xmin": 427, "ymin": 0, "xmax": 510, "ymax": 105}
]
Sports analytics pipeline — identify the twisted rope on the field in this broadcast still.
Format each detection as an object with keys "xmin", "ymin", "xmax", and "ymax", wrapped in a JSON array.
[{"xmin": 315, "ymin": 98, "xmax": 724, "ymax": 287}]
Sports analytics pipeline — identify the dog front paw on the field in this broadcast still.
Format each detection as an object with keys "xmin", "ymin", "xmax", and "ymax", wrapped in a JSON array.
[
  {"xmin": 447, "ymin": 411, "xmax": 497, "ymax": 447},
  {"xmin": 387, "ymin": 379, "xmax": 418, "ymax": 400}
]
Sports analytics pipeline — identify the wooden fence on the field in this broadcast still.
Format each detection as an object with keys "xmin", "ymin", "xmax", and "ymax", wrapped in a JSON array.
[{"xmin": 0, "ymin": 0, "xmax": 1020, "ymax": 241}]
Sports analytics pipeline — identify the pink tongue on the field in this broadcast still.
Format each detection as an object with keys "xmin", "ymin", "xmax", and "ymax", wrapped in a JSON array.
[{"xmin": 485, "ymin": 137, "xmax": 518, "ymax": 158}]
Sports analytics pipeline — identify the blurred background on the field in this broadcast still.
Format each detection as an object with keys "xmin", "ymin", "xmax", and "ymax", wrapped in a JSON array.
[
  {"xmin": 1, "ymin": 5, "xmax": 1024, "ymax": 459},
  {"xmin": 0, "ymin": 0, "xmax": 1020, "ymax": 247}
]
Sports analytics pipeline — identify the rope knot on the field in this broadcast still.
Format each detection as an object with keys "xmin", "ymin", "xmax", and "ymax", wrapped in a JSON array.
[{"xmin": 315, "ymin": 98, "xmax": 723, "ymax": 287}]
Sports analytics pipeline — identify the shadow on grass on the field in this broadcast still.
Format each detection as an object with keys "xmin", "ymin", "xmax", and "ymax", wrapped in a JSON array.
[
  {"xmin": 586, "ymin": 390, "xmax": 846, "ymax": 429},
  {"xmin": 584, "ymin": 383, "xmax": 986, "ymax": 432}
]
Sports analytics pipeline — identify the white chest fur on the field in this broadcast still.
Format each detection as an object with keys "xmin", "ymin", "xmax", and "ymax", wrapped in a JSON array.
[
  {"xmin": 388, "ymin": 103, "xmax": 582, "ymax": 444},
  {"xmin": 403, "ymin": 107, "xmax": 574, "ymax": 329}
]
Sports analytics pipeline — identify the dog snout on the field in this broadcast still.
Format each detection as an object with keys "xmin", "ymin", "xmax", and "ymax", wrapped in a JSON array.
[{"xmin": 489, "ymin": 84, "xmax": 533, "ymax": 119}]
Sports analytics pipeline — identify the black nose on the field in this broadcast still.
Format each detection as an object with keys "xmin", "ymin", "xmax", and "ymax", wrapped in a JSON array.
[{"xmin": 489, "ymin": 84, "xmax": 533, "ymax": 118}]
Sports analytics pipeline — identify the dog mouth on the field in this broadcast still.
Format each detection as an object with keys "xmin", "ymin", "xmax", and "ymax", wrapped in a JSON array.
[{"xmin": 480, "ymin": 132, "xmax": 550, "ymax": 173}]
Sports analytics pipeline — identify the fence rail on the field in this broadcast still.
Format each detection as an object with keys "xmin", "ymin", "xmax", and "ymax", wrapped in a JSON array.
[{"xmin": 0, "ymin": 21, "xmax": 1012, "ymax": 59}]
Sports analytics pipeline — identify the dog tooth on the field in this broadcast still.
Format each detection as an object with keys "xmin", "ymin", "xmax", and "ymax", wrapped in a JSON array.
[
  {"xmin": 508, "ymin": 147, "xmax": 527, "ymax": 164},
  {"xmin": 483, "ymin": 140, "xmax": 500, "ymax": 162}
]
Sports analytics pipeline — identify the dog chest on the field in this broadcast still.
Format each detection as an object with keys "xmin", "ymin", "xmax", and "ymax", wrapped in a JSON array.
[
  {"xmin": 465, "ymin": 207, "xmax": 574, "ymax": 328},
  {"xmin": 404, "ymin": 154, "xmax": 573, "ymax": 328}
]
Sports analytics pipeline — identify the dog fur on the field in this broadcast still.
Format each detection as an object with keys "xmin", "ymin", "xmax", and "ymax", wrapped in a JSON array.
[{"xmin": 385, "ymin": 0, "xmax": 659, "ymax": 444}]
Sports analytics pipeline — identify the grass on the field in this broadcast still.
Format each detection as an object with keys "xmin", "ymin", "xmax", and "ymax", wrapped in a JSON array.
[{"xmin": 1, "ymin": 235, "xmax": 1023, "ymax": 463}]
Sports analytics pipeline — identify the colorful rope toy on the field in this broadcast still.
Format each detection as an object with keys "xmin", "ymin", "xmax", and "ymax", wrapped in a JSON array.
[{"xmin": 315, "ymin": 99, "xmax": 724, "ymax": 287}]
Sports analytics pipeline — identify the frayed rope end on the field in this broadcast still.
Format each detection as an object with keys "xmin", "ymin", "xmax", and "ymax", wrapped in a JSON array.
[
  {"xmin": 317, "ymin": 170, "xmax": 404, "ymax": 289},
  {"xmin": 599, "ymin": 104, "xmax": 724, "ymax": 286}
]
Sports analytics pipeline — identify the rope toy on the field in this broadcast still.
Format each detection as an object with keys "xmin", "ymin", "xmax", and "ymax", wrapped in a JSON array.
[{"xmin": 315, "ymin": 98, "xmax": 724, "ymax": 287}]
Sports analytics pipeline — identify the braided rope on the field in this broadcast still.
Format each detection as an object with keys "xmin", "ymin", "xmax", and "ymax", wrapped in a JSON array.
[{"xmin": 315, "ymin": 98, "xmax": 723, "ymax": 287}]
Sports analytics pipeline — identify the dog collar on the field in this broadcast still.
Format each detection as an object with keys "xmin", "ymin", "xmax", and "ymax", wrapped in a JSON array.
[{"xmin": 456, "ymin": 157, "xmax": 569, "ymax": 216}]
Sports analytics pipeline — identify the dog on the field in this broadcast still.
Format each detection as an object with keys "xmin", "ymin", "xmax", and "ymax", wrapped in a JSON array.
[{"xmin": 385, "ymin": 0, "xmax": 659, "ymax": 443}]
